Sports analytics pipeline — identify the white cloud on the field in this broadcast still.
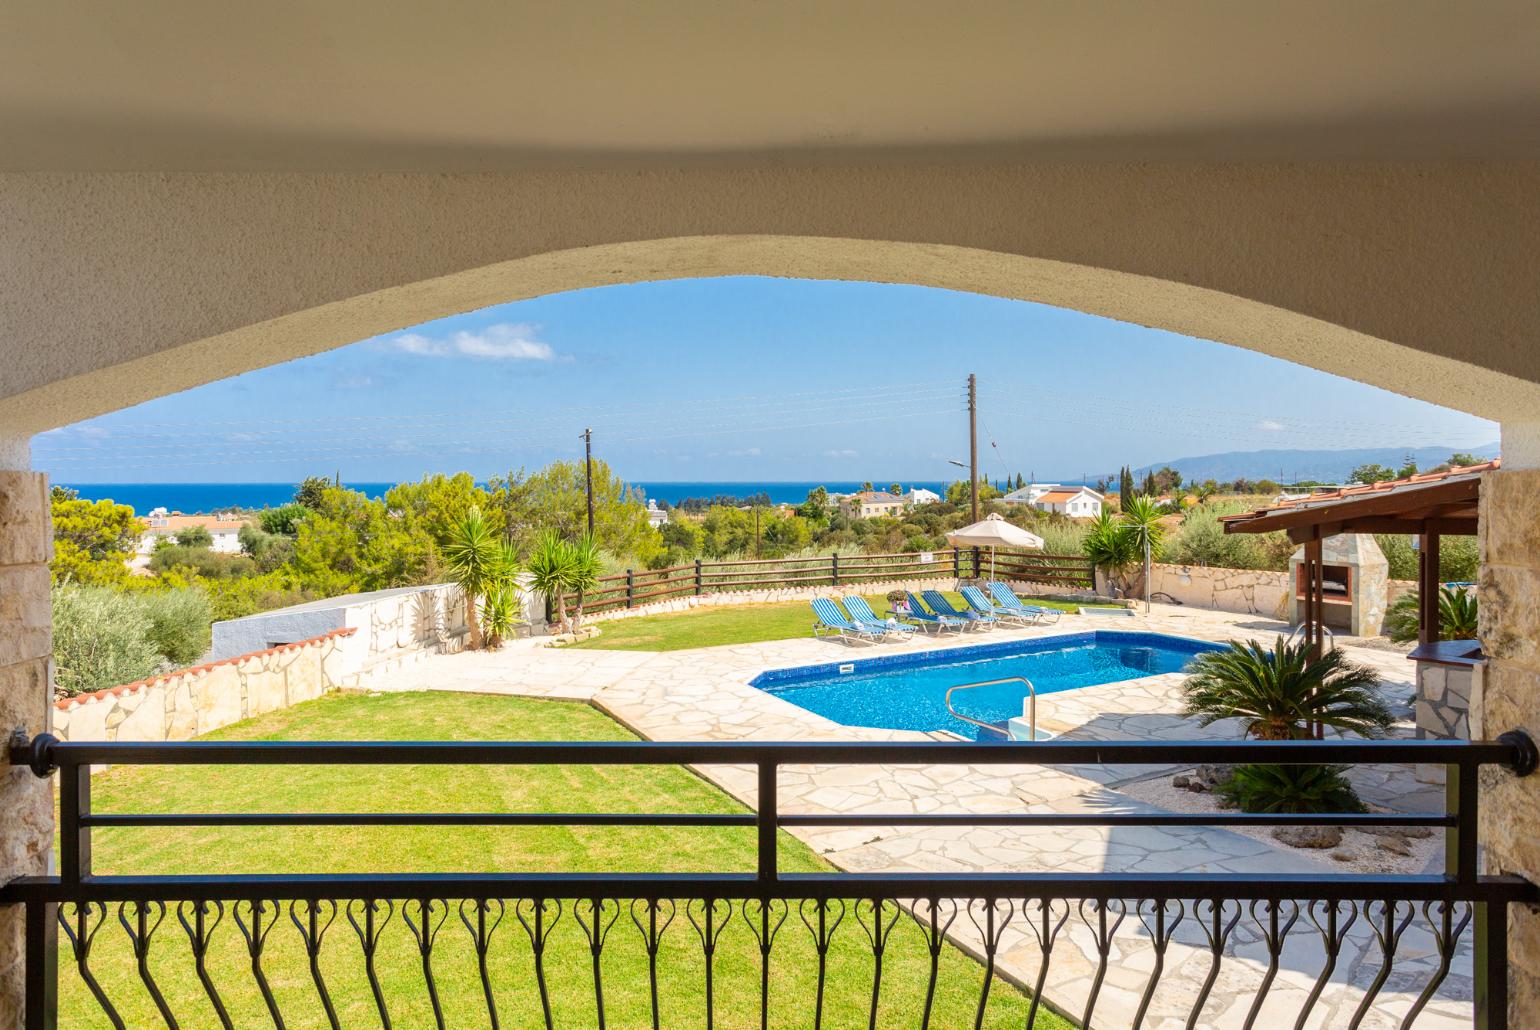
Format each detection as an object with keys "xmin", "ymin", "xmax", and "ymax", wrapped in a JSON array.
[
  {"xmin": 391, "ymin": 322, "xmax": 564, "ymax": 362},
  {"xmin": 392, "ymin": 332, "xmax": 449, "ymax": 357},
  {"xmin": 1256, "ymin": 419, "xmax": 1285, "ymax": 432},
  {"xmin": 824, "ymin": 448, "xmax": 859, "ymax": 459},
  {"xmin": 728, "ymin": 447, "xmax": 762, "ymax": 457}
]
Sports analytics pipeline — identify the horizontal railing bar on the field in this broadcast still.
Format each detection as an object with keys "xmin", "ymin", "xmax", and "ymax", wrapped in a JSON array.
[
  {"xmin": 5, "ymin": 872, "xmax": 1534, "ymax": 905},
  {"xmin": 20, "ymin": 736, "xmax": 1525, "ymax": 768},
  {"xmin": 76, "ymin": 810, "xmax": 1453, "ymax": 830},
  {"xmin": 777, "ymin": 811, "xmax": 1454, "ymax": 828},
  {"xmin": 84, "ymin": 812, "xmax": 757, "ymax": 828}
]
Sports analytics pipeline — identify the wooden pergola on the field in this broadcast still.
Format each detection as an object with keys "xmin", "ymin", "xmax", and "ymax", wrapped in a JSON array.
[{"xmin": 1220, "ymin": 462, "xmax": 1493, "ymax": 650}]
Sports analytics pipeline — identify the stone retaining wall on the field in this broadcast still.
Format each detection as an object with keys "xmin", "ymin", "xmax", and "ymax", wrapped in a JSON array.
[
  {"xmin": 51, "ymin": 629, "xmax": 353, "ymax": 744},
  {"xmin": 1147, "ymin": 562, "xmax": 1415, "ymax": 632}
]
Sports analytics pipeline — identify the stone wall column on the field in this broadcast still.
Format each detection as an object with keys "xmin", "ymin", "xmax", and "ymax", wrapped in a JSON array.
[
  {"xmin": 0, "ymin": 469, "xmax": 52, "ymax": 1030},
  {"xmin": 1477, "ymin": 467, "xmax": 1540, "ymax": 1023}
]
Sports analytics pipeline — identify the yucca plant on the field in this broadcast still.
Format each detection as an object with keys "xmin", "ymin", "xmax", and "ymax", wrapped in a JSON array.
[
  {"xmin": 1383, "ymin": 585, "xmax": 1480, "ymax": 643},
  {"xmin": 1082, "ymin": 511, "xmax": 1139, "ymax": 595},
  {"xmin": 1439, "ymin": 586, "xmax": 1479, "ymax": 638},
  {"xmin": 1218, "ymin": 763, "xmax": 1366, "ymax": 814},
  {"xmin": 1182, "ymin": 639, "xmax": 1395, "ymax": 741},
  {"xmin": 527, "ymin": 530, "xmax": 577, "ymax": 634},
  {"xmin": 440, "ymin": 505, "xmax": 500, "ymax": 649},
  {"xmin": 479, "ymin": 540, "xmax": 523, "ymax": 649},
  {"xmin": 567, "ymin": 534, "xmax": 604, "ymax": 632}
]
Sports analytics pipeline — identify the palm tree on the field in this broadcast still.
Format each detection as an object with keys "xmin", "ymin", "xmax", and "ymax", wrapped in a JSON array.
[
  {"xmin": 1182, "ymin": 638, "xmax": 1395, "ymax": 740},
  {"xmin": 1120, "ymin": 495, "xmax": 1166, "ymax": 608},
  {"xmin": 567, "ymin": 533, "xmax": 604, "ymax": 632},
  {"xmin": 527, "ymin": 530, "xmax": 577, "ymax": 634},
  {"xmin": 1082, "ymin": 511, "xmax": 1139, "ymax": 595},
  {"xmin": 479, "ymin": 540, "xmax": 523, "ymax": 649},
  {"xmin": 440, "ymin": 505, "xmax": 499, "ymax": 649}
]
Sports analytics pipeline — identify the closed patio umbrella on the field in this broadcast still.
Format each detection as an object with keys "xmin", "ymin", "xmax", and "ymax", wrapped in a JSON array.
[{"xmin": 945, "ymin": 513, "xmax": 1044, "ymax": 579}]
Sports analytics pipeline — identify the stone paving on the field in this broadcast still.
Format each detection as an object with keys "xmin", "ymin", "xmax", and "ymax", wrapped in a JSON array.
[{"xmin": 373, "ymin": 603, "xmax": 1467, "ymax": 1028}]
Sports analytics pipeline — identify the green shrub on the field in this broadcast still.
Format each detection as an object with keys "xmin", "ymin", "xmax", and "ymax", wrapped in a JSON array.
[
  {"xmin": 148, "ymin": 544, "xmax": 257, "ymax": 580},
  {"xmin": 258, "ymin": 503, "xmax": 309, "ymax": 536},
  {"xmin": 174, "ymin": 525, "xmax": 214, "ymax": 548},
  {"xmin": 1384, "ymin": 586, "xmax": 1479, "ymax": 642},
  {"xmin": 136, "ymin": 587, "xmax": 212, "ymax": 666},
  {"xmin": 203, "ymin": 572, "xmax": 315, "ymax": 622},
  {"xmin": 1218, "ymin": 763, "xmax": 1366, "ymax": 814},
  {"xmin": 52, "ymin": 585, "xmax": 161, "ymax": 697},
  {"xmin": 1376, "ymin": 534, "xmax": 1479, "ymax": 582}
]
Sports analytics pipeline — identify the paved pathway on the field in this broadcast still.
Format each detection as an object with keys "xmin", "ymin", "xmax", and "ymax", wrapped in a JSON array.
[{"xmin": 372, "ymin": 604, "xmax": 1466, "ymax": 1028}]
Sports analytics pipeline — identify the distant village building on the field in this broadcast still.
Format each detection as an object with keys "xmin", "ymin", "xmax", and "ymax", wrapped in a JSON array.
[
  {"xmin": 906, "ymin": 487, "xmax": 941, "ymax": 506},
  {"xmin": 1000, "ymin": 484, "xmax": 1103, "ymax": 518},
  {"xmin": 135, "ymin": 509, "xmax": 246, "ymax": 564},
  {"xmin": 645, "ymin": 498, "xmax": 669, "ymax": 528},
  {"xmin": 839, "ymin": 490, "xmax": 909, "ymax": 519}
]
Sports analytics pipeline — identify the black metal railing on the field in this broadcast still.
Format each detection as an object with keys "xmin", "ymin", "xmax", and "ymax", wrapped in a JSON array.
[{"xmin": 3, "ymin": 733, "xmax": 1536, "ymax": 1029}]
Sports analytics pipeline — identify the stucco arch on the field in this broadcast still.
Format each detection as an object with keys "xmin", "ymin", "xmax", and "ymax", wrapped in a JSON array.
[{"xmin": 2, "ymin": 165, "xmax": 1538, "ymax": 461}]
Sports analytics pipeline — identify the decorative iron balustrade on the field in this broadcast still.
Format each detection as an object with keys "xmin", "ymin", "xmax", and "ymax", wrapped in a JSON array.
[{"xmin": 3, "ymin": 733, "xmax": 1536, "ymax": 1029}]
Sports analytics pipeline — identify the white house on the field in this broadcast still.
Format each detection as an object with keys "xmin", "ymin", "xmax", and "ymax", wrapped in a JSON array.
[
  {"xmin": 906, "ymin": 487, "xmax": 941, "ymax": 506},
  {"xmin": 1001, "ymin": 484, "xmax": 1103, "ymax": 518},
  {"xmin": 136, "ymin": 509, "xmax": 246, "ymax": 560},
  {"xmin": 645, "ymin": 498, "xmax": 669, "ymax": 528}
]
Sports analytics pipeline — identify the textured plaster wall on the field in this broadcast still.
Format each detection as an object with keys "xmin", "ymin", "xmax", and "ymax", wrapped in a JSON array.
[
  {"xmin": 0, "ymin": 470, "xmax": 51, "ymax": 1028},
  {"xmin": 2, "ymin": 165, "xmax": 1540, "ymax": 441},
  {"xmin": 1477, "ymin": 468, "xmax": 1540, "ymax": 1018}
]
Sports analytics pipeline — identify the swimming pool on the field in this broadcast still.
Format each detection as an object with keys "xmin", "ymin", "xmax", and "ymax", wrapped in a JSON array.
[{"xmin": 750, "ymin": 631, "xmax": 1222, "ymax": 739}]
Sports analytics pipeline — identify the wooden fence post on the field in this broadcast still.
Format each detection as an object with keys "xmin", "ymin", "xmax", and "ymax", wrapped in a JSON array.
[
  {"xmin": 952, "ymin": 548, "xmax": 961, "ymax": 579},
  {"xmin": 831, "ymin": 552, "xmax": 840, "ymax": 586},
  {"xmin": 695, "ymin": 559, "xmax": 703, "ymax": 596},
  {"xmin": 626, "ymin": 569, "xmax": 635, "ymax": 608},
  {"xmin": 973, "ymin": 546, "xmax": 982, "ymax": 580}
]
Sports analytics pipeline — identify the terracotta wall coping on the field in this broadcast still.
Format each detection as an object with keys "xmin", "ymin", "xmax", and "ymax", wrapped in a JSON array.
[{"xmin": 54, "ymin": 628, "xmax": 357, "ymax": 711}]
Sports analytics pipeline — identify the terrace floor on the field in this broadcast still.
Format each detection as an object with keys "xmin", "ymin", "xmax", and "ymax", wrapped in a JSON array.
[{"xmin": 376, "ymin": 603, "xmax": 1464, "ymax": 1028}]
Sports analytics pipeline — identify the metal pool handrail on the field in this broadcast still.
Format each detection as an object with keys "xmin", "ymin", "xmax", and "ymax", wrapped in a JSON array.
[{"xmin": 944, "ymin": 676, "xmax": 1036, "ymax": 739}]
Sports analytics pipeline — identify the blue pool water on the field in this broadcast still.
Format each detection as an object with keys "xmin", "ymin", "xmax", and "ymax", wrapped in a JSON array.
[{"xmin": 751, "ymin": 631, "xmax": 1222, "ymax": 739}]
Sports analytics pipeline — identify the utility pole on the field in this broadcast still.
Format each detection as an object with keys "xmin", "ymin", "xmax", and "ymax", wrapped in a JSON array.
[
  {"xmin": 967, "ymin": 372, "xmax": 979, "ymax": 522},
  {"xmin": 581, "ymin": 428, "xmax": 594, "ymax": 536}
]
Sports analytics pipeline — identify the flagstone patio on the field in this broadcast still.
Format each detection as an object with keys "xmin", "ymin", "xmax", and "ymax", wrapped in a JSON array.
[{"xmin": 374, "ymin": 602, "xmax": 1465, "ymax": 1028}]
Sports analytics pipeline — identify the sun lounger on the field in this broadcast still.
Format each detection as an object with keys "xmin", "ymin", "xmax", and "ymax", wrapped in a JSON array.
[
  {"xmin": 842, "ymin": 595, "xmax": 916, "ymax": 639},
  {"xmin": 987, "ymin": 581, "xmax": 1062, "ymax": 624},
  {"xmin": 920, "ymin": 589, "xmax": 996, "ymax": 630},
  {"xmin": 898, "ymin": 591, "xmax": 968, "ymax": 633},
  {"xmin": 811, "ymin": 597, "xmax": 885, "ymax": 645},
  {"xmin": 961, "ymin": 585, "xmax": 1039, "ymax": 626}
]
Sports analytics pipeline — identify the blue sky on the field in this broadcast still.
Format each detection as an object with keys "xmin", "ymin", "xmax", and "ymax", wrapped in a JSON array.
[{"xmin": 35, "ymin": 277, "xmax": 1497, "ymax": 484}]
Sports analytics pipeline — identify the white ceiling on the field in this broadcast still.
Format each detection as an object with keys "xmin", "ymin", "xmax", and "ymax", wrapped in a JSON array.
[{"xmin": 2, "ymin": 0, "xmax": 1538, "ymax": 169}]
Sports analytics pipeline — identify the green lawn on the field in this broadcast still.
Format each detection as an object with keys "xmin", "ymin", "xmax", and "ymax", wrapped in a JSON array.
[
  {"xmin": 571, "ymin": 591, "xmax": 1089, "ymax": 652},
  {"xmin": 61, "ymin": 691, "xmax": 1070, "ymax": 1029}
]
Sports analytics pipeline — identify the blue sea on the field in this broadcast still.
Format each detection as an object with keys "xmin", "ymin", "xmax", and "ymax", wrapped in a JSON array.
[{"xmin": 58, "ymin": 481, "xmax": 955, "ymax": 515}]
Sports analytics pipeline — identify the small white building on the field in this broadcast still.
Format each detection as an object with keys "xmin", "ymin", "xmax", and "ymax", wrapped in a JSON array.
[
  {"xmin": 906, "ymin": 487, "xmax": 941, "ymax": 506},
  {"xmin": 136, "ymin": 509, "xmax": 246, "ymax": 560},
  {"xmin": 645, "ymin": 498, "xmax": 669, "ymax": 528},
  {"xmin": 1001, "ymin": 484, "xmax": 1103, "ymax": 518}
]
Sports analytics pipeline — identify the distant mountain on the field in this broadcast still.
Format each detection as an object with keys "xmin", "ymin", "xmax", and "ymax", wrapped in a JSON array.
[{"xmin": 1126, "ymin": 444, "xmax": 1499, "ymax": 485}]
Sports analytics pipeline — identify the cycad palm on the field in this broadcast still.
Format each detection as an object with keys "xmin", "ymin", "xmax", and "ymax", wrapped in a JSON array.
[
  {"xmin": 1182, "ymin": 639, "xmax": 1394, "ymax": 740},
  {"xmin": 441, "ymin": 506, "xmax": 500, "ymax": 649}
]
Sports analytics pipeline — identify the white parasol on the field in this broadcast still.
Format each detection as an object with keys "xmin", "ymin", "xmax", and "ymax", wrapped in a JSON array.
[{"xmin": 945, "ymin": 513, "xmax": 1045, "ymax": 578}]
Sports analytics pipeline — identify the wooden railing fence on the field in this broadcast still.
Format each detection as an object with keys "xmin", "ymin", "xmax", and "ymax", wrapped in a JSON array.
[{"xmin": 576, "ymin": 548, "xmax": 1095, "ymax": 615}]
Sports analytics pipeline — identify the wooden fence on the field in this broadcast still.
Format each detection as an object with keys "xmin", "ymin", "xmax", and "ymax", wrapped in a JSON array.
[{"xmin": 577, "ymin": 548, "xmax": 1096, "ymax": 615}]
